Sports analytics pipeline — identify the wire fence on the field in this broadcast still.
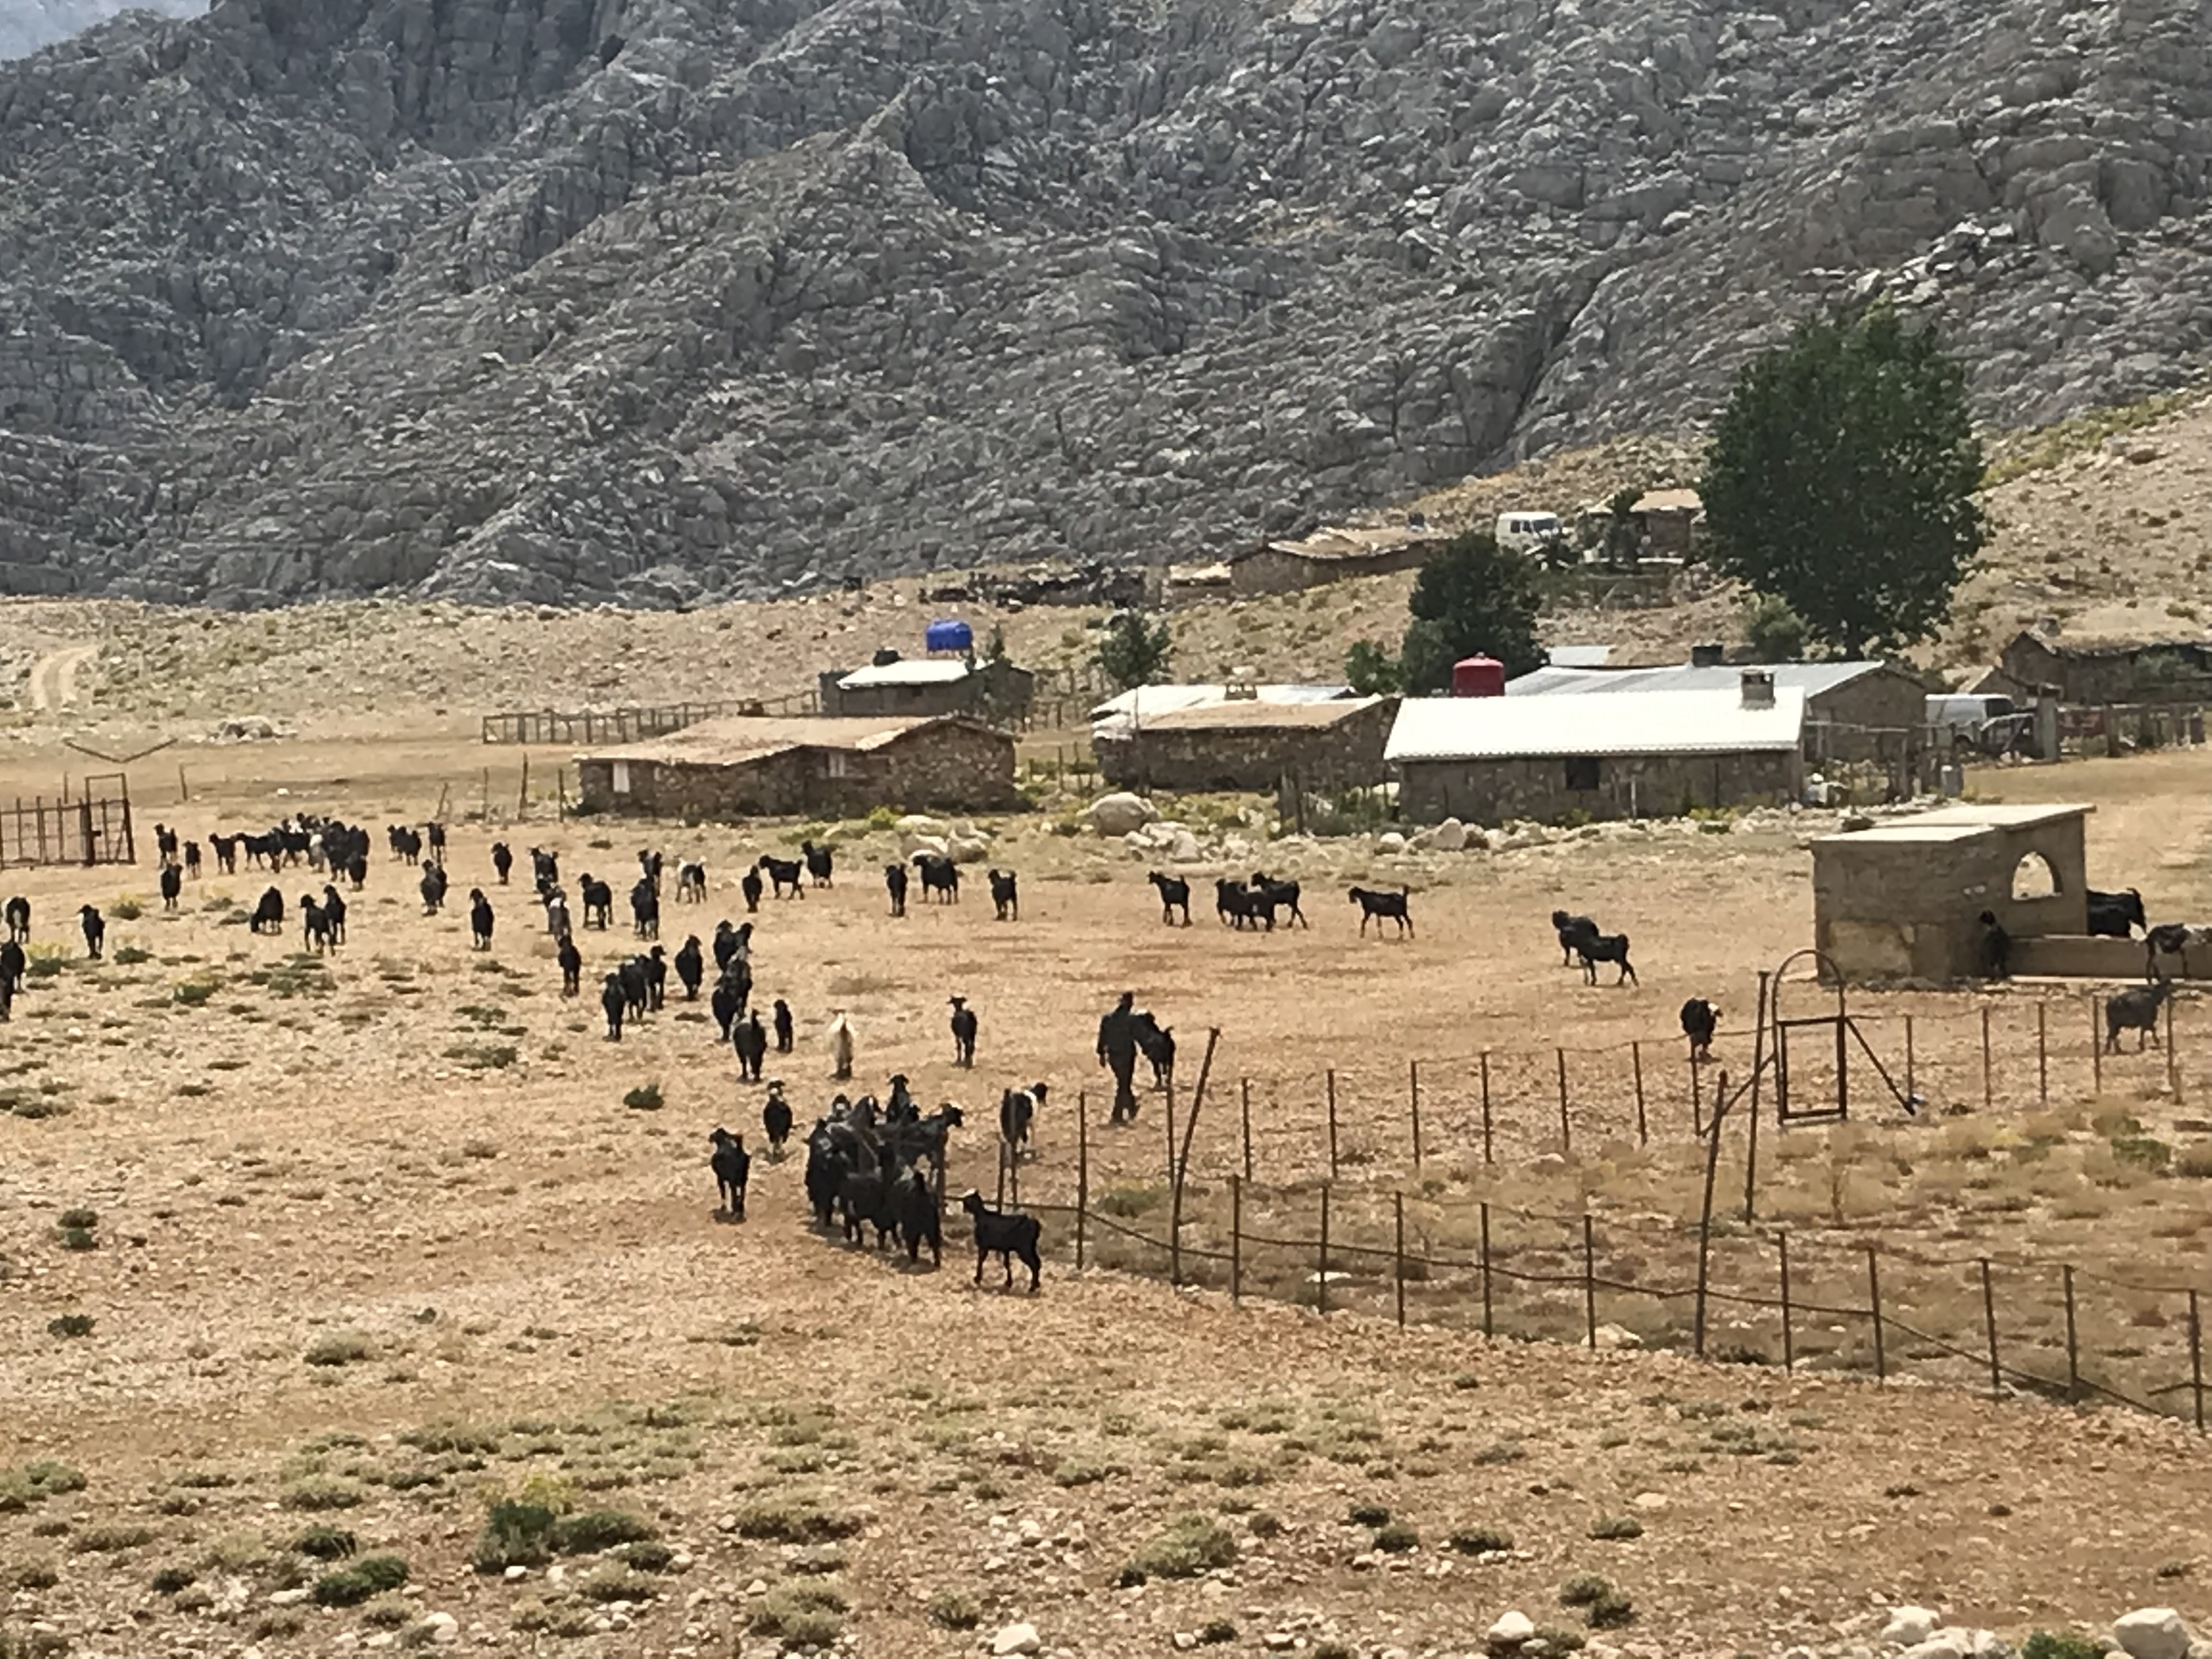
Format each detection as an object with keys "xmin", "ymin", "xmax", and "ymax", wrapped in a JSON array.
[
  {"xmin": 479, "ymin": 693, "xmax": 819, "ymax": 746},
  {"xmin": 934, "ymin": 993, "xmax": 2212, "ymax": 1429}
]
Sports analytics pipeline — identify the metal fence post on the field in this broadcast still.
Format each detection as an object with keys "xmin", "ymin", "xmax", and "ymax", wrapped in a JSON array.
[
  {"xmin": 1980, "ymin": 1258, "xmax": 2001, "ymax": 1400},
  {"xmin": 1982, "ymin": 1005, "xmax": 1994, "ymax": 1114},
  {"xmin": 1229, "ymin": 1173, "xmax": 1242, "ymax": 1307},
  {"xmin": 1409, "ymin": 1061, "xmax": 1422, "ymax": 1175},
  {"xmin": 1867, "ymin": 1246, "xmax": 1886, "ymax": 1383},
  {"xmin": 1479, "ymin": 1201, "xmax": 1493, "ymax": 1339},
  {"xmin": 1480, "ymin": 1053, "xmax": 1494, "ymax": 1165},
  {"xmin": 1393, "ymin": 1192, "xmax": 1407, "ymax": 1328},
  {"xmin": 2038, "ymin": 1003, "xmax": 2049, "ymax": 1105},
  {"xmin": 1582, "ymin": 1214, "xmax": 1598, "ymax": 1349},
  {"xmin": 1240, "ymin": 1079, "xmax": 1253, "ymax": 1183},
  {"xmin": 1075, "ymin": 1092, "xmax": 1089, "ymax": 1272},
  {"xmin": 1632, "ymin": 1040, "xmax": 1648, "ymax": 1146},
  {"xmin": 1317, "ymin": 1186, "xmax": 1331, "ymax": 1316},
  {"xmin": 1555, "ymin": 1048, "xmax": 1571, "ymax": 1154},
  {"xmin": 2063, "ymin": 1264, "xmax": 2079, "ymax": 1403},
  {"xmin": 1778, "ymin": 1231, "xmax": 1794, "ymax": 1374},
  {"xmin": 1325, "ymin": 1068, "xmax": 1339, "ymax": 1180}
]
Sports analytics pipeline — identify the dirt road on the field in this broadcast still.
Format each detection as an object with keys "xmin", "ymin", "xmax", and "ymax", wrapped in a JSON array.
[{"xmin": 24, "ymin": 641, "xmax": 97, "ymax": 712}]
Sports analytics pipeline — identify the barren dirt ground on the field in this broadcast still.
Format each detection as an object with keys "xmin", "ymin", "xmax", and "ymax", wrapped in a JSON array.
[{"xmin": 3, "ymin": 701, "xmax": 2212, "ymax": 1658}]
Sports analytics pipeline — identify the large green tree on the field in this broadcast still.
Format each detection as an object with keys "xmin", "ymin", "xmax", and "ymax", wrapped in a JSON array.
[
  {"xmin": 1393, "ymin": 529, "xmax": 1545, "ymax": 692},
  {"xmin": 1095, "ymin": 608, "xmax": 1173, "ymax": 690},
  {"xmin": 1700, "ymin": 306, "xmax": 1987, "ymax": 658}
]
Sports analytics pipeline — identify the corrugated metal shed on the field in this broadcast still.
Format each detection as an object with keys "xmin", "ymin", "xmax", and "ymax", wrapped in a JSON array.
[
  {"xmin": 585, "ymin": 714, "xmax": 942, "ymax": 765},
  {"xmin": 1505, "ymin": 661, "xmax": 1887, "ymax": 698},
  {"xmin": 1386, "ymin": 687, "xmax": 1807, "ymax": 761},
  {"xmin": 837, "ymin": 659, "xmax": 975, "ymax": 688}
]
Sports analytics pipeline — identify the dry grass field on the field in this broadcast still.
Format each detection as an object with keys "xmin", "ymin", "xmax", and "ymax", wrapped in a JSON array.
[{"xmin": 3, "ymin": 690, "xmax": 2212, "ymax": 1657}]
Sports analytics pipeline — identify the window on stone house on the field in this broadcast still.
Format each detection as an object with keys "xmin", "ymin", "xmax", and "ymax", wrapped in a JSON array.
[
  {"xmin": 1564, "ymin": 757, "xmax": 1600, "ymax": 791},
  {"xmin": 825, "ymin": 751, "xmax": 851, "ymax": 779}
]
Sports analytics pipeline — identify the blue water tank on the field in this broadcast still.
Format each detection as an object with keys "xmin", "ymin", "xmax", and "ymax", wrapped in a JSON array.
[{"xmin": 926, "ymin": 618, "xmax": 974, "ymax": 654}]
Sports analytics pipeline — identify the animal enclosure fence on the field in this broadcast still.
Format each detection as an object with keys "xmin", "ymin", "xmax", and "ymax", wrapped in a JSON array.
[
  {"xmin": 480, "ymin": 692, "xmax": 819, "ymax": 746},
  {"xmin": 0, "ymin": 774, "xmax": 136, "ymax": 868},
  {"xmin": 951, "ymin": 990, "xmax": 2212, "ymax": 1430}
]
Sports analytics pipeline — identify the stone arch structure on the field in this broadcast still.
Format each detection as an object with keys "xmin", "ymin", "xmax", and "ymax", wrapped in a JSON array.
[{"xmin": 2010, "ymin": 850, "xmax": 2059, "ymax": 900}]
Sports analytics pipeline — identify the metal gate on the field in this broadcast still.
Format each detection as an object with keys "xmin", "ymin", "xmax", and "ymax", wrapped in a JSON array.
[{"xmin": 0, "ymin": 773, "xmax": 136, "ymax": 868}]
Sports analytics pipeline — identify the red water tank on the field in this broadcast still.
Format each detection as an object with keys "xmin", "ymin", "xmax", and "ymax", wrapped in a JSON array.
[{"xmin": 1451, "ymin": 655, "xmax": 1505, "ymax": 697}]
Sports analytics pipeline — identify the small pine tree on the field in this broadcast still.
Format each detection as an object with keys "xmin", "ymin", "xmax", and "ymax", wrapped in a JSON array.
[
  {"xmin": 1343, "ymin": 640, "xmax": 1403, "ymax": 695},
  {"xmin": 1096, "ymin": 610, "xmax": 1173, "ymax": 690},
  {"xmin": 1397, "ymin": 530, "xmax": 1545, "ymax": 693}
]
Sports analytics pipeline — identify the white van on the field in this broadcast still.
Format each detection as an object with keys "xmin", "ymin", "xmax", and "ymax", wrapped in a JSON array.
[
  {"xmin": 1925, "ymin": 693, "xmax": 2013, "ymax": 737},
  {"xmin": 1494, "ymin": 511, "xmax": 1564, "ymax": 556}
]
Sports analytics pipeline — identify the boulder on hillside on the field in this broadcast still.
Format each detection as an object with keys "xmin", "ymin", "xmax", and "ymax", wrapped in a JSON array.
[{"xmin": 1088, "ymin": 792, "xmax": 1158, "ymax": 836}]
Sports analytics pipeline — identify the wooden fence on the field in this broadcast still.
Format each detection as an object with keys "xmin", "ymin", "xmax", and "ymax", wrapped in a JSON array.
[
  {"xmin": 0, "ymin": 776, "xmax": 136, "ymax": 868},
  {"xmin": 479, "ymin": 692, "xmax": 818, "ymax": 746}
]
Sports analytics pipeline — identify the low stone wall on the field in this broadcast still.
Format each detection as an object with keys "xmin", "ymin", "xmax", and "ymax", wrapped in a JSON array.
[{"xmin": 1399, "ymin": 749, "xmax": 1800, "ymax": 826}]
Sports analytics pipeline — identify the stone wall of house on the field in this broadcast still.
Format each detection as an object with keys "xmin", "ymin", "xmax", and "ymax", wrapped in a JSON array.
[
  {"xmin": 1805, "ymin": 668, "xmax": 1930, "ymax": 764},
  {"xmin": 1398, "ymin": 748, "xmax": 1802, "ymax": 825},
  {"xmin": 1100, "ymin": 699, "xmax": 1398, "ymax": 790},
  {"xmin": 1227, "ymin": 544, "xmax": 1435, "ymax": 597},
  {"xmin": 2001, "ymin": 635, "xmax": 2212, "ymax": 703},
  {"xmin": 819, "ymin": 662, "xmax": 1036, "ymax": 719},
  {"xmin": 578, "ymin": 724, "xmax": 1019, "ymax": 818},
  {"xmin": 1814, "ymin": 819, "xmax": 2087, "ymax": 983}
]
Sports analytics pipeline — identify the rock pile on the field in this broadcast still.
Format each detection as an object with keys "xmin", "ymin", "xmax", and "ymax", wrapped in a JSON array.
[{"xmin": 4, "ymin": 0, "xmax": 2212, "ymax": 605}]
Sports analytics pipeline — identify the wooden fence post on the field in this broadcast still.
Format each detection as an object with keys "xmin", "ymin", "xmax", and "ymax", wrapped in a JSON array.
[
  {"xmin": 1632, "ymin": 1041, "xmax": 1648, "ymax": 1146},
  {"xmin": 1556, "ymin": 1048, "xmax": 1571, "ymax": 1154},
  {"xmin": 1325, "ymin": 1069, "xmax": 1339, "ymax": 1181},
  {"xmin": 1409, "ymin": 1060, "xmax": 1423, "ymax": 1175},
  {"xmin": 2038, "ymin": 1002, "xmax": 2049, "ymax": 1106},
  {"xmin": 1240, "ymin": 1079, "xmax": 1253, "ymax": 1183},
  {"xmin": 1480, "ymin": 1053, "xmax": 1494, "ymax": 1165},
  {"xmin": 1166, "ymin": 1030, "xmax": 1221, "ymax": 1292},
  {"xmin": 995, "ymin": 1141, "xmax": 1006, "ymax": 1207},
  {"xmin": 2191, "ymin": 1290, "xmax": 2205, "ymax": 1434},
  {"xmin": 1778, "ymin": 1231, "xmax": 1794, "ymax": 1374},
  {"xmin": 1317, "ymin": 1186, "xmax": 1331, "ymax": 1316},
  {"xmin": 1479, "ymin": 1201, "xmax": 1494, "ymax": 1339},
  {"xmin": 1229, "ymin": 1174, "xmax": 1242, "ymax": 1307},
  {"xmin": 1582, "ymin": 1214, "xmax": 1598, "ymax": 1350},
  {"xmin": 2063, "ymin": 1264, "xmax": 2079, "ymax": 1404},
  {"xmin": 1905, "ymin": 1014, "xmax": 1916, "ymax": 1105},
  {"xmin": 1693, "ymin": 1069, "xmax": 1729, "ymax": 1358},
  {"xmin": 1867, "ymin": 1246, "xmax": 1886, "ymax": 1383},
  {"xmin": 1393, "ymin": 1192, "xmax": 1407, "ymax": 1328},
  {"xmin": 1990, "ymin": 1013, "xmax": 2008, "ymax": 1119},
  {"xmin": 2092, "ymin": 997, "xmax": 2103, "ymax": 1093},
  {"xmin": 1980, "ymin": 1258, "xmax": 2001, "ymax": 1400},
  {"xmin": 1742, "ymin": 1057, "xmax": 1762, "ymax": 1225},
  {"xmin": 1076, "ymin": 1092, "xmax": 1089, "ymax": 1272}
]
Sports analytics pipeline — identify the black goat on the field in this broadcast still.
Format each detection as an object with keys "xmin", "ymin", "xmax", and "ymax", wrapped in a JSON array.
[
  {"xmin": 988, "ymin": 868, "xmax": 1019, "ymax": 922},
  {"xmin": 579, "ymin": 876, "xmax": 613, "ymax": 928},
  {"xmin": 469, "ymin": 889, "xmax": 494, "ymax": 950},
  {"xmin": 1553, "ymin": 909, "xmax": 1601, "ymax": 966},
  {"xmin": 530, "ymin": 847, "xmax": 558, "ymax": 890},
  {"xmin": 2148, "ymin": 922, "xmax": 2212, "ymax": 979},
  {"xmin": 600, "ymin": 973, "xmax": 627, "ymax": 1040},
  {"xmin": 961, "ymin": 1191, "xmax": 1042, "ymax": 1291},
  {"xmin": 757, "ymin": 855, "xmax": 805, "ymax": 899},
  {"xmin": 674, "ymin": 935, "xmax": 704, "ymax": 1000},
  {"xmin": 558, "ymin": 936, "xmax": 582, "ymax": 996},
  {"xmin": 4, "ymin": 895, "xmax": 29, "ymax": 944},
  {"xmin": 914, "ymin": 853, "xmax": 960, "ymax": 902},
  {"xmin": 677, "ymin": 861, "xmax": 706, "ymax": 902},
  {"xmin": 0, "ymin": 939, "xmax": 23, "ymax": 1019},
  {"xmin": 638, "ymin": 848, "xmax": 663, "ymax": 895},
  {"xmin": 762, "ymin": 1086, "xmax": 794, "ymax": 1155},
  {"xmin": 740, "ymin": 866, "xmax": 763, "ymax": 913},
  {"xmin": 772, "ymin": 998, "xmax": 793, "ymax": 1053},
  {"xmin": 426, "ymin": 821, "xmax": 447, "ymax": 862},
  {"xmin": 1133, "ymin": 1014, "xmax": 1175, "ymax": 1086},
  {"xmin": 1349, "ymin": 885, "xmax": 1413, "ymax": 938},
  {"xmin": 1578, "ymin": 933, "xmax": 1637, "ymax": 985},
  {"xmin": 630, "ymin": 877, "xmax": 660, "ymax": 940},
  {"xmin": 1680, "ymin": 998, "xmax": 1719, "ymax": 1062},
  {"xmin": 896, "ymin": 1168, "xmax": 943, "ymax": 1266},
  {"xmin": 644, "ymin": 944, "xmax": 667, "ymax": 1011},
  {"xmin": 2106, "ymin": 979, "xmax": 2174, "ymax": 1051},
  {"xmin": 712, "ymin": 963, "xmax": 752, "ymax": 1040},
  {"xmin": 2086, "ymin": 887, "xmax": 2146, "ymax": 939},
  {"xmin": 733, "ymin": 1010, "xmax": 769, "ymax": 1082},
  {"xmin": 1148, "ymin": 871, "xmax": 1190, "ymax": 926},
  {"xmin": 618, "ymin": 956, "xmax": 650, "ymax": 1020},
  {"xmin": 949, "ymin": 995, "xmax": 978, "ymax": 1068},
  {"xmin": 885, "ymin": 862, "xmax": 909, "ymax": 917},
  {"xmin": 298, "ymin": 893, "xmax": 333, "ymax": 954},
  {"xmin": 491, "ymin": 842, "xmax": 513, "ymax": 885},
  {"xmin": 160, "ymin": 863, "xmax": 182, "ymax": 911},
  {"xmin": 805, "ymin": 1130, "xmax": 848, "ymax": 1228},
  {"xmin": 999, "ymin": 1085, "xmax": 1041, "ymax": 1156},
  {"xmin": 1250, "ymin": 872, "xmax": 1306, "ymax": 928},
  {"xmin": 802, "ymin": 840, "xmax": 834, "ymax": 888},
  {"xmin": 419, "ymin": 862, "xmax": 449, "ymax": 915},
  {"xmin": 183, "ymin": 840, "xmax": 202, "ymax": 879},
  {"xmin": 709, "ymin": 1127, "xmax": 751, "ymax": 1219},
  {"xmin": 321, "ymin": 884, "xmax": 347, "ymax": 946},
  {"xmin": 250, "ymin": 887, "xmax": 285, "ymax": 935},
  {"xmin": 712, "ymin": 920, "xmax": 740, "ymax": 972},
  {"xmin": 1216, "ymin": 878, "xmax": 1273, "ymax": 930},
  {"xmin": 1978, "ymin": 910, "xmax": 2011, "ymax": 981},
  {"xmin": 209, "ymin": 834, "xmax": 239, "ymax": 875}
]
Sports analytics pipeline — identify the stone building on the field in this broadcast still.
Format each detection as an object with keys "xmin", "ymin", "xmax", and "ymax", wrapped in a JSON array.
[
  {"xmin": 1506, "ymin": 657, "xmax": 1927, "ymax": 764},
  {"xmin": 1096, "ymin": 695, "xmax": 1399, "ymax": 791},
  {"xmin": 1812, "ymin": 804, "xmax": 2091, "ymax": 983},
  {"xmin": 1999, "ymin": 631, "xmax": 2212, "ymax": 703},
  {"xmin": 578, "ymin": 714, "xmax": 1018, "ymax": 819},
  {"xmin": 1227, "ymin": 523, "xmax": 1448, "ymax": 598},
  {"xmin": 816, "ymin": 656, "xmax": 1035, "ymax": 720},
  {"xmin": 1387, "ymin": 677, "xmax": 1807, "ymax": 825}
]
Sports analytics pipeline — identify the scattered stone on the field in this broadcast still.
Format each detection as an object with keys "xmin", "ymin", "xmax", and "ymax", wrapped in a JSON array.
[
  {"xmin": 1088, "ymin": 793, "xmax": 1159, "ymax": 837},
  {"xmin": 1592, "ymin": 1323, "xmax": 1643, "ymax": 1351},
  {"xmin": 991, "ymin": 1622, "xmax": 1043, "ymax": 1657},
  {"xmin": 2114, "ymin": 1609, "xmax": 2192, "ymax": 1659},
  {"xmin": 1883, "ymin": 1609, "xmax": 1942, "ymax": 1649},
  {"xmin": 1488, "ymin": 1610, "xmax": 1537, "ymax": 1649}
]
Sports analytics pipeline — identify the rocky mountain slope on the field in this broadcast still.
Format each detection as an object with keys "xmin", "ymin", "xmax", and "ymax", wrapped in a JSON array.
[
  {"xmin": 0, "ymin": 0, "xmax": 200, "ymax": 62},
  {"xmin": 3, "ymin": 0, "xmax": 2211, "ymax": 608}
]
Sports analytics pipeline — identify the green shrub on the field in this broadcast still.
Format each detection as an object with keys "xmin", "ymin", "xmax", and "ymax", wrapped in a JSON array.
[
  {"xmin": 1198, "ymin": 1618, "xmax": 1239, "ymax": 1644},
  {"xmin": 173, "ymin": 980, "xmax": 219, "ymax": 1007},
  {"xmin": 749, "ymin": 1582, "xmax": 847, "ymax": 1644},
  {"xmin": 550, "ymin": 1509, "xmax": 656, "ymax": 1554},
  {"xmin": 1372, "ymin": 1521, "xmax": 1418, "ymax": 1554},
  {"xmin": 73, "ymin": 1523, "xmax": 155, "ymax": 1553},
  {"xmin": 1246, "ymin": 1512, "xmax": 1283, "ymax": 1538},
  {"xmin": 2022, "ymin": 1635, "xmax": 2109, "ymax": 1659},
  {"xmin": 622, "ymin": 1082, "xmax": 664, "ymax": 1111},
  {"xmin": 1585, "ymin": 1589, "xmax": 1636, "ymax": 1629},
  {"xmin": 359, "ymin": 1596, "xmax": 413, "ymax": 1629},
  {"xmin": 110, "ymin": 899, "xmax": 144, "ymax": 921},
  {"xmin": 1559, "ymin": 1573, "xmax": 1611, "ymax": 1606},
  {"xmin": 0, "ymin": 1463, "xmax": 86, "ymax": 1513},
  {"xmin": 304, "ymin": 1333, "xmax": 373, "ymax": 1367},
  {"xmin": 47, "ymin": 1315, "xmax": 94, "ymax": 1339},
  {"xmin": 57, "ymin": 1208, "xmax": 97, "ymax": 1231},
  {"xmin": 310, "ymin": 1555, "xmax": 409, "ymax": 1607},
  {"xmin": 1587, "ymin": 1516, "xmax": 1643, "ymax": 1541},
  {"xmin": 472, "ymin": 1500, "xmax": 558, "ymax": 1573},
  {"xmin": 151, "ymin": 1566, "xmax": 197, "ymax": 1595},
  {"xmin": 9, "ymin": 1559, "xmax": 60, "ymax": 1589},
  {"xmin": 292, "ymin": 1525, "xmax": 358, "ymax": 1560},
  {"xmin": 113, "ymin": 946, "xmax": 152, "ymax": 966},
  {"xmin": 731, "ymin": 1500, "xmax": 861, "ymax": 1544},
  {"xmin": 1449, "ymin": 1526, "xmax": 1512, "ymax": 1555},
  {"xmin": 1346, "ymin": 1502, "xmax": 1390, "ymax": 1527},
  {"xmin": 1115, "ymin": 1514, "xmax": 1238, "ymax": 1585},
  {"xmin": 280, "ymin": 1478, "xmax": 364, "ymax": 1512},
  {"xmin": 575, "ymin": 1565, "xmax": 657, "ymax": 1604},
  {"xmin": 617, "ymin": 1540, "xmax": 674, "ymax": 1573},
  {"xmin": 926, "ymin": 1590, "xmax": 981, "ymax": 1630},
  {"xmin": 2111, "ymin": 1135, "xmax": 2171, "ymax": 1171}
]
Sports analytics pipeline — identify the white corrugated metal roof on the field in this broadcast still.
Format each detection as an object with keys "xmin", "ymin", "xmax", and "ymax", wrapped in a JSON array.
[
  {"xmin": 1386, "ymin": 686, "xmax": 1807, "ymax": 762},
  {"xmin": 1089, "ymin": 682, "xmax": 1352, "ymax": 727},
  {"xmin": 1543, "ymin": 645, "xmax": 1615, "ymax": 669},
  {"xmin": 838, "ymin": 658, "xmax": 975, "ymax": 688},
  {"xmin": 1505, "ymin": 661, "xmax": 1888, "ymax": 698}
]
